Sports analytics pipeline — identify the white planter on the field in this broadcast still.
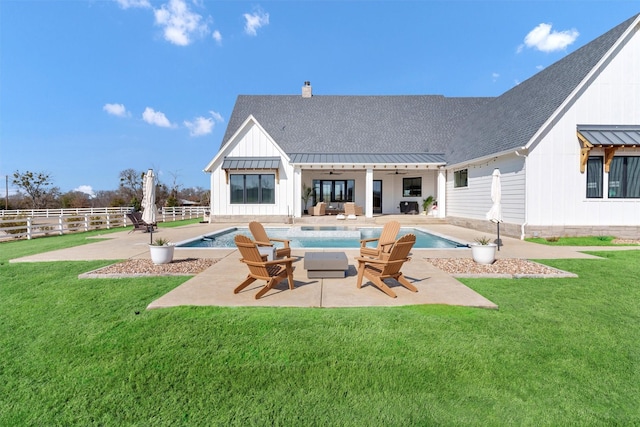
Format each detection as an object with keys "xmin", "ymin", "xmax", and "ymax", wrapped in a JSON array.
[
  {"xmin": 470, "ymin": 243, "xmax": 497, "ymax": 265},
  {"xmin": 149, "ymin": 245, "xmax": 174, "ymax": 265}
]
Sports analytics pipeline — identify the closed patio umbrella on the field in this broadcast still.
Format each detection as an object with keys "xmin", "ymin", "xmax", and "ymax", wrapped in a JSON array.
[
  {"xmin": 141, "ymin": 169, "xmax": 158, "ymax": 244},
  {"xmin": 486, "ymin": 168, "xmax": 502, "ymax": 250}
]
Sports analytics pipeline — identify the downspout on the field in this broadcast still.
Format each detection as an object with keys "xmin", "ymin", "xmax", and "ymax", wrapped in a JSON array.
[{"xmin": 515, "ymin": 148, "xmax": 528, "ymax": 240}]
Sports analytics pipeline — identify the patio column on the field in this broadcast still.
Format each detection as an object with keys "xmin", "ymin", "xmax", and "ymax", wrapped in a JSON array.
[
  {"xmin": 437, "ymin": 167, "xmax": 446, "ymax": 218},
  {"xmin": 365, "ymin": 168, "xmax": 373, "ymax": 218},
  {"xmin": 293, "ymin": 166, "xmax": 302, "ymax": 218}
]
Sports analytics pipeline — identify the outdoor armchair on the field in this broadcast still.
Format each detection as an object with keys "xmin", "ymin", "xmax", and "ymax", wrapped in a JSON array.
[
  {"xmin": 234, "ymin": 234, "xmax": 296, "ymax": 299},
  {"xmin": 310, "ymin": 202, "xmax": 326, "ymax": 216},
  {"xmin": 355, "ymin": 233, "xmax": 417, "ymax": 298},
  {"xmin": 248, "ymin": 221, "xmax": 292, "ymax": 258},
  {"xmin": 359, "ymin": 220, "xmax": 400, "ymax": 259},
  {"xmin": 344, "ymin": 202, "xmax": 363, "ymax": 218}
]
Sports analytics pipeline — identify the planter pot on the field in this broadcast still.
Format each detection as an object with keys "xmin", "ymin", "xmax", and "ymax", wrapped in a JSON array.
[
  {"xmin": 149, "ymin": 244, "xmax": 174, "ymax": 265},
  {"xmin": 470, "ymin": 243, "xmax": 497, "ymax": 265}
]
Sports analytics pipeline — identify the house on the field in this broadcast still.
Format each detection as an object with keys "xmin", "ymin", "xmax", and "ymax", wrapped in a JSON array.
[{"xmin": 204, "ymin": 13, "xmax": 640, "ymax": 238}]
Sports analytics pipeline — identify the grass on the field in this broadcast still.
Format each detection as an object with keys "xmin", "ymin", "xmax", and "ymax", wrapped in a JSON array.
[
  {"xmin": 1, "ymin": 230, "xmax": 640, "ymax": 425},
  {"xmin": 526, "ymin": 235, "xmax": 639, "ymax": 246}
]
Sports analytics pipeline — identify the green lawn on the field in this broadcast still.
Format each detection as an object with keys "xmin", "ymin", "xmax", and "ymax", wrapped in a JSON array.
[{"xmin": 1, "ymin": 231, "xmax": 639, "ymax": 425}]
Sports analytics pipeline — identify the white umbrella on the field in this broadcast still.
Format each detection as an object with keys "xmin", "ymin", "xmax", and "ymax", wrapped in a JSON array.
[
  {"xmin": 486, "ymin": 168, "xmax": 502, "ymax": 250},
  {"xmin": 141, "ymin": 169, "xmax": 158, "ymax": 244}
]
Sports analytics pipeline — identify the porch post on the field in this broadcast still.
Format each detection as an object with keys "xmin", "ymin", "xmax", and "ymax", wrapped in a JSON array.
[
  {"xmin": 365, "ymin": 168, "xmax": 374, "ymax": 218},
  {"xmin": 437, "ymin": 167, "xmax": 446, "ymax": 218},
  {"xmin": 293, "ymin": 166, "xmax": 302, "ymax": 218}
]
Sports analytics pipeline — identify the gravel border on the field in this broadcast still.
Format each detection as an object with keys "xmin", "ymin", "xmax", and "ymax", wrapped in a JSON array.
[
  {"xmin": 79, "ymin": 258, "xmax": 218, "ymax": 279},
  {"xmin": 425, "ymin": 258, "xmax": 577, "ymax": 279}
]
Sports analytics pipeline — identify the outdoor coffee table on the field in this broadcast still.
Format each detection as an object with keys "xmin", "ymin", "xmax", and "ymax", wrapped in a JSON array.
[{"xmin": 303, "ymin": 252, "xmax": 349, "ymax": 278}]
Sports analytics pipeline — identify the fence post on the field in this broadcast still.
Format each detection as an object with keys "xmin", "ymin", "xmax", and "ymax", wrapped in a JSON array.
[
  {"xmin": 107, "ymin": 213, "xmax": 111, "ymax": 229},
  {"xmin": 84, "ymin": 214, "xmax": 89, "ymax": 232},
  {"xmin": 27, "ymin": 217, "xmax": 32, "ymax": 240},
  {"xmin": 59, "ymin": 216, "xmax": 64, "ymax": 235}
]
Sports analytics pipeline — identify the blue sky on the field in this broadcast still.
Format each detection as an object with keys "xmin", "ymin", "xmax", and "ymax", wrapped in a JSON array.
[{"xmin": 1, "ymin": 1, "xmax": 638, "ymax": 197}]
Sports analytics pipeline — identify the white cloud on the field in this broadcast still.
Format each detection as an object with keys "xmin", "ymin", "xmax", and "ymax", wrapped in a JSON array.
[
  {"xmin": 154, "ymin": 0, "xmax": 208, "ymax": 46},
  {"xmin": 243, "ymin": 9, "xmax": 269, "ymax": 36},
  {"xmin": 142, "ymin": 107, "xmax": 174, "ymax": 128},
  {"xmin": 212, "ymin": 30, "xmax": 222, "ymax": 45},
  {"xmin": 184, "ymin": 111, "xmax": 224, "ymax": 137},
  {"xmin": 519, "ymin": 23, "xmax": 579, "ymax": 53},
  {"xmin": 492, "ymin": 72, "xmax": 500, "ymax": 82},
  {"xmin": 115, "ymin": 0, "xmax": 151, "ymax": 9},
  {"xmin": 74, "ymin": 185, "xmax": 95, "ymax": 197},
  {"xmin": 103, "ymin": 103, "xmax": 130, "ymax": 117}
]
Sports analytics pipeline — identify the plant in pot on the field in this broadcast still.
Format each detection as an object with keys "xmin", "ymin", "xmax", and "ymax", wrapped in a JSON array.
[
  {"xmin": 149, "ymin": 237, "xmax": 174, "ymax": 265},
  {"xmin": 470, "ymin": 235, "xmax": 497, "ymax": 265},
  {"xmin": 422, "ymin": 195, "xmax": 434, "ymax": 215},
  {"xmin": 301, "ymin": 183, "xmax": 313, "ymax": 214}
]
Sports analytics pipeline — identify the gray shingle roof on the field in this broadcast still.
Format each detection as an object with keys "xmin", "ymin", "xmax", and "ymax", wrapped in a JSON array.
[
  {"xmin": 219, "ymin": 14, "xmax": 639, "ymax": 167},
  {"xmin": 445, "ymin": 13, "xmax": 639, "ymax": 165},
  {"xmin": 221, "ymin": 95, "xmax": 491, "ymax": 156}
]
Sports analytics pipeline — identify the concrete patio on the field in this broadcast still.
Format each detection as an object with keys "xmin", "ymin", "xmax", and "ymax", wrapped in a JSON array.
[{"xmin": 11, "ymin": 218, "xmax": 636, "ymax": 310}]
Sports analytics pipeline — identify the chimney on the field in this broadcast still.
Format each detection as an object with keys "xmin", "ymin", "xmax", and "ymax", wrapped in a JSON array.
[{"xmin": 302, "ymin": 81, "xmax": 312, "ymax": 98}]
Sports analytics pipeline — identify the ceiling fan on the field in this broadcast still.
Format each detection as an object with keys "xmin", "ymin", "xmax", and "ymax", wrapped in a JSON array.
[
  {"xmin": 321, "ymin": 171, "xmax": 342, "ymax": 175},
  {"xmin": 386, "ymin": 170, "xmax": 407, "ymax": 175}
]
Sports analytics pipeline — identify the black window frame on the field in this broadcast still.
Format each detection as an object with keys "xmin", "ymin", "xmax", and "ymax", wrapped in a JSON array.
[
  {"xmin": 312, "ymin": 179, "xmax": 355, "ymax": 204},
  {"xmin": 608, "ymin": 156, "xmax": 640, "ymax": 199},
  {"xmin": 586, "ymin": 156, "xmax": 603, "ymax": 198},
  {"xmin": 229, "ymin": 173, "xmax": 275, "ymax": 204},
  {"xmin": 402, "ymin": 177, "xmax": 422, "ymax": 197}
]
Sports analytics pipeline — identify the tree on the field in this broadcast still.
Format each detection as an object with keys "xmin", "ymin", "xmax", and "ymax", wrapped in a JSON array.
[
  {"xmin": 12, "ymin": 170, "xmax": 57, "ymax": 209},
  {"xmin": 118, "ymin": 169, "xmax": 144, "ymax": 210}
]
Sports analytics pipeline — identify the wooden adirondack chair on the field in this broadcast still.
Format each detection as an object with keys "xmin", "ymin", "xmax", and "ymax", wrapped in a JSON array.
[
  {"xmin": 248, "ymin": 221, "xmax": 292, "ymax": 259},
  {"xmin": 360, "ymin": 220, "xmax": 400, "ymax": 259},
  {"xmin": 234, "ymin": 234, "xmax": 296, "ymax": 299},
  {"xmin": 355, "ymin": 233, "xmax": 417, "ymax": 298}
]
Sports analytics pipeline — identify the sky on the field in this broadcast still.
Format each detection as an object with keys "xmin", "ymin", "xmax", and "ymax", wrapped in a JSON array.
[{"xmin": 1, "ymin": 0, "xmax": 638, "ymax": 197}]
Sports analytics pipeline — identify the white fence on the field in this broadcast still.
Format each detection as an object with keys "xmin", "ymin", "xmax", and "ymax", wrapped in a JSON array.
[{"xmin": 0, "ymin": 206, "xmax": 209, "ymax": 241}]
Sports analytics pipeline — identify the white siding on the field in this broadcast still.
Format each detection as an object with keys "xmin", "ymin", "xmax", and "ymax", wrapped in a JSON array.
[
  {"xmin": 526, "ymin": 28, "xmax": 640, "ymax": 226},
  {"xmin": 446, "ymin": 155, "xmax": 526, "ymax": 224},
  {"xmin": 210, "ymin": 122, "xmax": 294, "ymax": 216}
]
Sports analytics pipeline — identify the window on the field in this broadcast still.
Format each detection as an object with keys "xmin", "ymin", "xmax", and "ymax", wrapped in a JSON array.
[
  {"xmin": 402, "ymin": 177, "xmax": 422, "ymax": 197},
  {"xmin": 454, "ymin": 169, "xmax": 468, "ymax": 188},
  {"xmin": 608, "ymin": 156, "xmax": 640, "ymax": 198},
  {"xmin": 230, "ymin": 174, "xmax": 275, "ymax": 204},
  {"xmin": 312, "ymin": 180, "xmax": 354, "ymax": 203},
  {"xmin": 586, "ymin": 157, "xmax": 603, "ymax": 198}
]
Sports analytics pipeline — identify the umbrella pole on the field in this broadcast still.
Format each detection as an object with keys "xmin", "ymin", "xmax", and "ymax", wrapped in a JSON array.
[
  {"xmin": 497, "ymin": 222, "xmax": 500, "ymax": 251},
  {"xmin": 150, "ymin": 226, "xmax": 153, "ymax": 245}
]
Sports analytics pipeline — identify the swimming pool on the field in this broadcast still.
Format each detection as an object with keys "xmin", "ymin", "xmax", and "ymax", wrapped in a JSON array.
[{"xmin": 175, "ymin": 226, "xmax": 467, "ymax": 249}]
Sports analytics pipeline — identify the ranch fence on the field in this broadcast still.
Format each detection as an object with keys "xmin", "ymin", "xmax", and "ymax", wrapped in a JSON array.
[{"xmin": 0, "ymin": 206, "xmax": 209, "ymax": 241}]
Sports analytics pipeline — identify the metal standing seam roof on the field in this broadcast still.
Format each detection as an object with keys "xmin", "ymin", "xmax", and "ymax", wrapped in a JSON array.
[
  {"xmin": 288, "ymin": 153, "xmax": 446, "ymax": 164},
  {"xmin": 221, "ymin": 157, "xmax": 281, "ymax": 169},
  {"xmin": 577, "ymin": 125, "xmax": 640, "ymax": 146}
]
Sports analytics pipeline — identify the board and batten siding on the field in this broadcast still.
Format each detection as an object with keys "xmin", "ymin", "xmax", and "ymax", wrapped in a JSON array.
[
  {"xmin": 210, "ymin": 122, "xmax": 294, "ymax": 216},
  {"xmin": 525, "ymin": 25, "xmax": 640, "ymax": 226},
  {"xmin": 446, "ymin": 155, "xmax": 526, "ymax": 224}
]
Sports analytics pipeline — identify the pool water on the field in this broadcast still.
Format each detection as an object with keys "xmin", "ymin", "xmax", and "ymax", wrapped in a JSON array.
[{"xmin": 176, "ymin": 226, "xmax": 466, "ymax": 249}]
